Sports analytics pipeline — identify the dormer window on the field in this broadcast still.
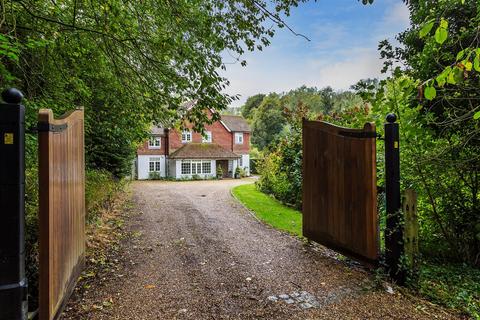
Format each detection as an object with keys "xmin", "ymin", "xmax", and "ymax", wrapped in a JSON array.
[
  {"xmin": 235, "ymin": 132, "xmax": 244, "ymax": 144},
  {"xmin": 148, "ymin": 137, "xmax": 161, "ymax": 149},
  {"xmin": 182, "ymin": 130, "xmax": 192, "ymax": 143},
  {"xmin": 202, "ymin": 131, "xmax": 212, "ymax": 143}
]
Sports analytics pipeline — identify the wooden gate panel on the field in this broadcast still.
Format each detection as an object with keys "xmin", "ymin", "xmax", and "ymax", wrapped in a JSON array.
[
  {"xmin": 302, "ymin": 119, "xmax": 378, "ymax": 264},
  {"xmin": 38, "ymin": 109, "xmax": 85, "ymax": 320}
]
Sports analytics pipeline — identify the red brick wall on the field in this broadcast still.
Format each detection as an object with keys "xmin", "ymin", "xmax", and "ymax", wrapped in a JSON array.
[
  {"xmin": 233, "ymin": 132, "xmax": 250, "ymax": 155},
  {"xmin": 137, "ymin": 136, "xmax": 167, "ymax": 155},
  {"xmin": 169, "ymin": 120, "xmax": 234, "ymax": 153}
]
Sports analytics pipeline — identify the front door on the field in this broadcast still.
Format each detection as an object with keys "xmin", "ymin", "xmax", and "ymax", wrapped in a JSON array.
[{"xmin": 216, "ymin": 160, "xmax": 229, "ymax": 178}]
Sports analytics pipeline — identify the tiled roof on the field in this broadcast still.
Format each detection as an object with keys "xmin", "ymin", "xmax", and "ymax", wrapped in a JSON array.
[
  {"xmin": 220, "ymin": 115, "xmax": 251, "ymax": 132},
  {"xmin": 169, "ymin": 143, "xmax": 240, "ymax": 159},
  {"xmin": 151, "ymin": 125, "xmax": 165, "ymax": 135}
]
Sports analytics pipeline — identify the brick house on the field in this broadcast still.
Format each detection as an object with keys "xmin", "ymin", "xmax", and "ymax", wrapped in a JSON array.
[{"xmin": 136, "ymin": 112, "xmax": 251, "ymax": 180}]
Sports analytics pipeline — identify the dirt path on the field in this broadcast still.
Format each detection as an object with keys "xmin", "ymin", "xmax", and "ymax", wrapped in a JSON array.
[{"xmin": 65, "ymin": 179, "xmax": 458, "ymax": 319}]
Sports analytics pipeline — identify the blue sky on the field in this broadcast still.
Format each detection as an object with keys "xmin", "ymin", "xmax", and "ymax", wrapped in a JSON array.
[{"xmin": 222, "ymin": 0, "xmax": 410, "ymax": 108}]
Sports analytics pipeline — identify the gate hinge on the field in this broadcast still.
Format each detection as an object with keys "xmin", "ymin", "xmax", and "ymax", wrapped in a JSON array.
[
  {"xmin": 338, "ymin": 131, "xmax": 377, "ymax": 138},
  {"xmin": 36, "ymin": 122, "xmax": 68, "ymax": 133}
]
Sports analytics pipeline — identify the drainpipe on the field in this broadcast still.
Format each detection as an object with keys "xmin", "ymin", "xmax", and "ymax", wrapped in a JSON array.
[{"xmin": 165, "ymin": 129, "xmax": 169, "ymax": 177}]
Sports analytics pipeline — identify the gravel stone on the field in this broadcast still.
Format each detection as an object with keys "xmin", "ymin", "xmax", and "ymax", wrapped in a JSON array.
[{"xmin": 61, "ymin": 180, "xmax": 462, "ymax": 320}]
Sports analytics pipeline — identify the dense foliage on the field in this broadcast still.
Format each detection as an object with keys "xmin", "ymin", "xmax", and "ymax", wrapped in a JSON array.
[{"xmin": 241, "ymin": 86, "xmax": 364, "ymax": 151}]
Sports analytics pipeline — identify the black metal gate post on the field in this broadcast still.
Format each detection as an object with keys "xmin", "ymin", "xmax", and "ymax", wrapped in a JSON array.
[
  {"xmin": 384, "ymin": 113, "xmax": 406, "ymax": 285},
  {"xmin": 0, "ymin": 88, "xmax": 28, "ymax": 320}
]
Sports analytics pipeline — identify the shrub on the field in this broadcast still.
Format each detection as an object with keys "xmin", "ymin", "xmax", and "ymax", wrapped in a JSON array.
[
  {"xmin": 148, "ymin": 172, "xmax": 161, "ymax": 180},
  {"xmin": 85, "ymin": 169, "xmax": 125, "ymax": 222},
  {"xmin": 216, "ymin": 166, "xmax": 223, "ymax": 178}
]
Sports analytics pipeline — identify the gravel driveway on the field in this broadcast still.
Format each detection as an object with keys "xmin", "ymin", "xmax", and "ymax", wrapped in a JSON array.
[{"xmin": 70, "ymin": 179, "xmax": 458, "ymax": 319}]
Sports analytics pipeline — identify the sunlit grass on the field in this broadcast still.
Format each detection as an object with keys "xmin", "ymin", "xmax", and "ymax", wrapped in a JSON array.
[{"xmin": 232, "ymin": 183, "xmax": 302, "ymax": 237}]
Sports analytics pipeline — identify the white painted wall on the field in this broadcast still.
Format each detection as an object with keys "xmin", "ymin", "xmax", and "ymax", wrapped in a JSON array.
[
  {"xmin": 240, "ymin": 154, "xmax": 250, "ymax": 176},
  {"xmin": 137, "ymin": 155, "xmax": 166, "ymax": 180},
  {"xmin": 168, "ymin": 159, "xmax": 177, "ymax": 178}
]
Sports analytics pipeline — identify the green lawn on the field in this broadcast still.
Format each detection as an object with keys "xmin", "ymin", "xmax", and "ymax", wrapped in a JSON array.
[{"xmin": 231, "ymin": 183, "xmax": 302, "ymax": 237}]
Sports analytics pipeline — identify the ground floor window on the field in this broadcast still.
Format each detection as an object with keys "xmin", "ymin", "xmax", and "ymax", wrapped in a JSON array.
[
  {"xmin": 181, "ymin": 160, "xmax": 191, "ymax": 174},
  {"xmin": 149, "ymin": 157, "xmax": 161, "ymax": 172},
  {"xmin": 202, "ymin": 161, "xmax": 212, "ymax": 174},
  {"xmin": 181, "ymin": 160, "xmax": 212, "ymax": 175}
]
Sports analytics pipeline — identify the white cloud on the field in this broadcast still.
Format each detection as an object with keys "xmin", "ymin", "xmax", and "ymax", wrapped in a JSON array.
[
  {"xmin": 222, "ymin": 2, "xmax": 411, "ymax": 108},
  {"xmin": 382, "ymin": 2, "xmax": 410, "ymax": 28},
  {"xmin": 223, "ymin": 47, "xmax": 385, "ymax": 108}
]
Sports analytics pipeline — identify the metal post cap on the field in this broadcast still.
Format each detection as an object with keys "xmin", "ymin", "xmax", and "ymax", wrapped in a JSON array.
[
  {"xmin": 386, "ymin": 113, "xmax": 397, "ymax": 123},
  {"xmin": 1, "ymin": 88, "xmax": 23, "ymax": 104}
]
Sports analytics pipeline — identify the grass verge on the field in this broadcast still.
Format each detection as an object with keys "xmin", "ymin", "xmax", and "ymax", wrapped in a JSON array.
[{"xmin": 231, "ymin": 182, "xmax": 302, "ymax": 237}]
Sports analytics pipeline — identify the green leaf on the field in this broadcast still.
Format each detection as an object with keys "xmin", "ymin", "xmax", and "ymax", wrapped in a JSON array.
[
  {"xmin": 419, "ymin": 21, "xmax": 435, "ymax": 38},
  {"xmin": 456, "ymin": 50, "xmax": 465, "ymax": 61},
  {"xmin": 465, "ymin": 61, "xmax": 472, "ymax": 71},
  {"xmin": 436, "ymin": 74, "xmax": 446, "ymax": 87},
  {"xmin": 439, "ymin": 18, "xmax": 448, "ymax": 29},
  {"xmin": 424, "ymin": 86, "xmax": 437, "ymax": 100},
  {"xmin": 435, "ymin": 27, "xmax": 448, "ymax": 44},
  {"xmin": 474, "ymin": 56, "xmax": 480, "ymax": 72},
  {"xmin": 474, "ymin": 111, "xmax": 480, "ymax": 120}
]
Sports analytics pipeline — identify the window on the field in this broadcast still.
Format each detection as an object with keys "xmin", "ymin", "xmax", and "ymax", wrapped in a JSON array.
[
  {"xmin": 239, "ymin": 157, "xmax": 243, "ymax": 167},
  {"xmin": 192, "ymin": 161, "xmax": 201, "ymax": 174},
  {"xmin": 202, "ymin": 161, "xmax": 212, "ymax": 174},
  {"xmin": 235, "ymin": 132, "xmax": 244, "ymax": 144},
  {"xmin": 148, "ymin": 137, "xmax": 161, "ymax": 149},
  {"xmin": 181, "ymin": 160, "xmax": 191, "ymax": 174},
  {"xmin": 149, "ymin": 157, "xmax": 162, "ymax": 172},
  {"xmin": 181, "ymin": 130, "xmax": 192, "ymax": 143},
  {"xmin": 181, "ymin": 160, "xmax": 212, "ymax": 175},
  {"xmin": 202, "ymin": 131, "xmax": 212, "ymax": 143}
]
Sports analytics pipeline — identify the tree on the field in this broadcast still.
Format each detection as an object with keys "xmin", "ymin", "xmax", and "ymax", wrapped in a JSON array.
[
  {"xmin": 0, "ymin": 0, "xmax": 316, "ymax": 175},
  {"xmin": 240, "ymin": 94, "xmax": 265, "ymax": 119},
  {"xmin": 379, "ymin": 0, "xmax": 480, "ymax": 264},
  {"xmin": 250, "ymin": 94, "xmax": 285, "ymax": 149}
]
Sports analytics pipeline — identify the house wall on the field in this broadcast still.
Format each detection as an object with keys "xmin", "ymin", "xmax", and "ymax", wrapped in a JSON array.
[
  {"xmin": 232, "ymin": 132, "xmax": 250, "ymax": 155},
  {"xmin": 137, "ymin": 155, "xmax": 166, "ymax": 179},
  {"xmin": 168, "ymin": 159, "xmax": 177, "ymax": 178},
  {"xmin": 239, "ymin": 154, "xmax": 250, "ymax": 176},
  {"xmin": 137, "ymin": 136, "xmax": 167, "ymax": 156},
  {"xmin": 168, "ymin": 120, "xmax": 233, "ymax": 153}
]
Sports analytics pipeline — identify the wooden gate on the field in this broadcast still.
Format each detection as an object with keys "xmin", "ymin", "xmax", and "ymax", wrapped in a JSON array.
[
  {"xmin": 38, "ymin": 109, "xmax": 85, "ymax": 320},
  {"xmin": 302, "ymin": 119, "xmax": 379, "ymax": 265}
]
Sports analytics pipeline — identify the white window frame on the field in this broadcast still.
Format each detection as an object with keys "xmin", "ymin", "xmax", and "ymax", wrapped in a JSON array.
[
  {"xmin": 235, "ymin": 132, "xmax": 244, "ymax": 144},
  {"xmin": 181, "ymin": 160, "xmax": 191, "ymax": 174},
  {"xmin": 181, "ymin": 130, "xmax": 192, "ymax": 143},
  {"xmin": 181, "ymin": 160, "xmax": 212, "ymax": 175},
  {"xmin": 148, "ymin": 137, "xmax": 161, "ymax": 149},
  {"xmin": 239, "ymin": 157, "xmax": 243, "ymax": 167},
  {"xmin": 149, "ymin": 157, "xmax": 162, "ymax": 172},
  {"xmin": 202, "ymin": 161, "xmax": 212, "ymax": 174},
  {"xmin": 202, "ymin": 131, "xmax": 212, "ymax": 143}
]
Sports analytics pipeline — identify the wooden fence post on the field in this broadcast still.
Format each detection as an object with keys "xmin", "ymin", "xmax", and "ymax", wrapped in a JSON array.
[{"xmin": 403, "ymin": 189, "xmax": 419, "ymax": 278}]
